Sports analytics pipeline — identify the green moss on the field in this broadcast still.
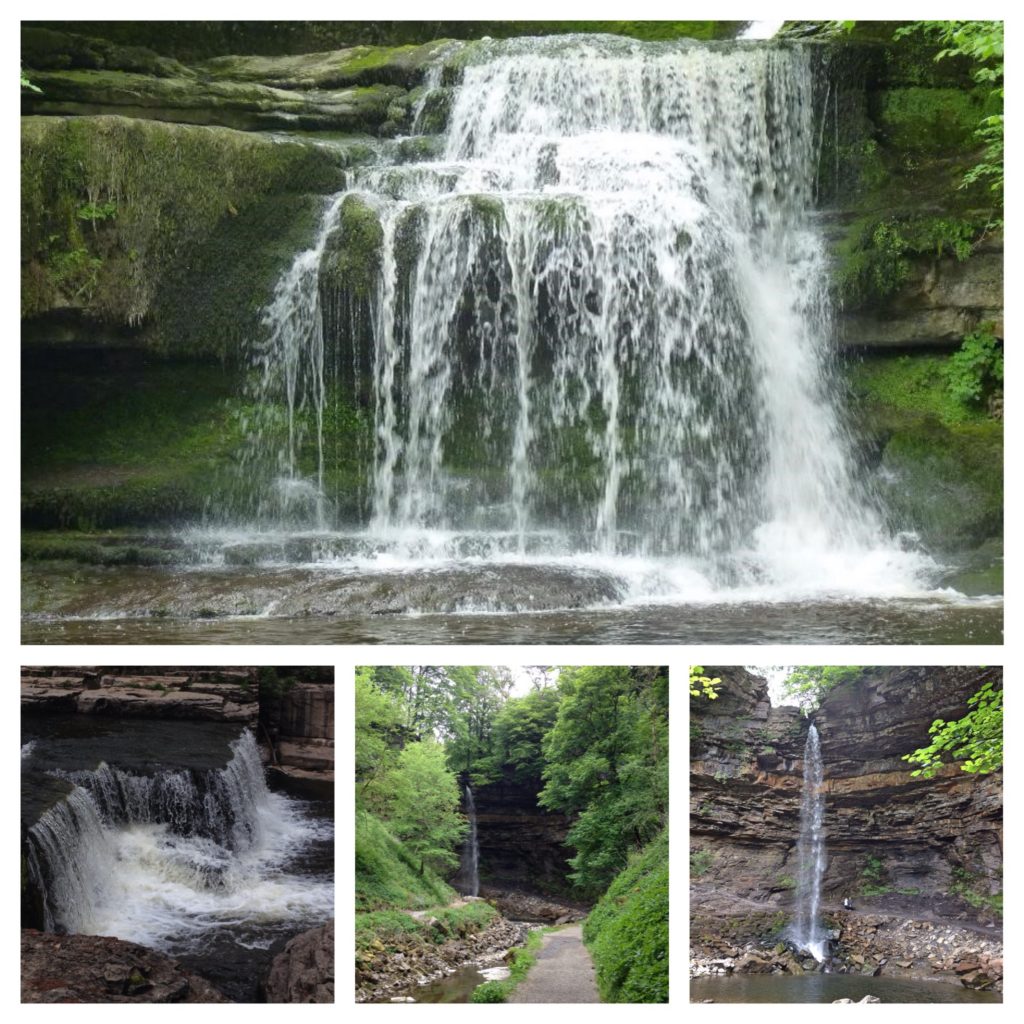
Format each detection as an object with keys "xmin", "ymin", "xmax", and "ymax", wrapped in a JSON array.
[
  {"xmin": 849, "ymin": 352, "xmax": 1002, "ymax": 550},
  {"xmin": 21, "ymin": 115, "xmax": 342, "ymax": 342},
  {"xmin": 875, "ymin": 87, "xmax": 986, "ymax": 155},
  {"xmin": 584, "ymin": 830, "xmax": 668, "ymax": 1003},
  {"xmin": 320, "ymin": 195, "xmax": 384, "ymax": 300}
]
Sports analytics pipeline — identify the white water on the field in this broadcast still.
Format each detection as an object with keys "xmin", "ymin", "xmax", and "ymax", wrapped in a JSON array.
[
  {"xmin": 458, "ymin": 783, "xmax": 480, "ymax": 897},
  {"xmin": 793, "ymin": 723, "xmax": 827, "ymax": 961},
  {"xmin": 26, "ymin": 731, "xmax": 333, "ymax": 952},
  {"xmin": 216, "ymin": 35, "xmax": 953, "ymax": 607}
]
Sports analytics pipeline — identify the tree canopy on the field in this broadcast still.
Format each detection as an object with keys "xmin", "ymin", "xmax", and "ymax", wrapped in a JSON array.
[{"xmin": 903, "ymin": 677, "xmax": 1003, "ymax": 778}]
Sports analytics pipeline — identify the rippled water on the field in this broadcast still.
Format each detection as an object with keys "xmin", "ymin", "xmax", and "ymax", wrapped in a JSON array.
[{"xmin": 690, "ymin": 974, "xmax": 1001, "ymax": 1003}]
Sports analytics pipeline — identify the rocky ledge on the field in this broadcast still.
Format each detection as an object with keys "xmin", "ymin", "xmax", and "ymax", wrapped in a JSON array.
[
  {"xmin": 21, "ymin": 666, "xmax": 258, "ymax": 723},
  {"xmin": 355, "ymin": 914, "xmax": 528, "ymax": 1003},
  {"xmin": 21, "ymin": 930, "xmax": 228, "ymax": 1003},
  {"xmin": 265, "ymin": 920, "xmax": 334, "ymax": 1003},
  {"xmin": 479, "ymin": 886, "xmax": 587, "ymax": 924}
]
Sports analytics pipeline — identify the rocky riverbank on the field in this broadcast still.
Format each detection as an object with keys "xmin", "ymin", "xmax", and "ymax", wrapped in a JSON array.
[
  {"xmin": 356, "ymin": 912, "xmax": 528, "ymax": 1003},
  {"xmin": 691, "ymin": 908, "xmax": 1001, "ymax": 993},
  {"xmin": 21, "ymin": 930, "xmax": 229, "ymax": 1003}
]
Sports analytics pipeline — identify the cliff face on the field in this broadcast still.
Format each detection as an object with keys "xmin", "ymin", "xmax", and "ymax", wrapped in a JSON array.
[
  {"xmin": 471, "ymin": 779, "xmax": 573, "ymax": 893},
  {"xmin": 691, "ymin": 666, "xmax": 1002, "ymax": 905}
]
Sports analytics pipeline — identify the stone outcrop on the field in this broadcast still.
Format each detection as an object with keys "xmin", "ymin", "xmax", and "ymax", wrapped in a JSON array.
[
  {"xmin": 259, "ymin": 670, "xmax": 334, "ymax": 788},
  {"xmin": 471, "ymin": 780, "xmax": 573, "ymax": 893},
  {"xmin": 21, "ymin": 666, "xmax": 259, "ymax": 723},
  {"xmin": 265, "ymin": 920, "xmax": 334, "ymax": 1003},
  {"xmin": 691, "ymin": 666, "xmax": 1002, "ymax": 989},
  {"xmin": 21, "ymin": 929, "xmax": 228, "ymax": 1002}
]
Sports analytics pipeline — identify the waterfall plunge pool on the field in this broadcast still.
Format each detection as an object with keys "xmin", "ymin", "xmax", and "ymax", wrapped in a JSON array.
[
  {"xmin": 22, "ymin": 716, "xmax": 334, "ymax": 1002},
  {"xmin": 691, "ymin": 975, "xmax": 1001, "ymax": 1004}
]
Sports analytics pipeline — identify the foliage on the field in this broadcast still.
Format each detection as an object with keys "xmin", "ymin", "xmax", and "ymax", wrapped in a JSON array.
[
  {"xmin": 858, "ymin": 854, "xmax": 892, "ymax": 896},
  {"xmin": 354, "ymin": 668, "xmax": 405, "ymax": 811},
  {"xmin": 539, "ymin": 666, "xmax": 668, "ymax": 895},
  {"xmin": 836, "ymin": 215, "xmax": 982, "ymax": 309},
  {"xmin": 949, "ymin": 867, "xmax": 1002, "ymax": 916},
  {"xmin": 76, "ymin": 199, "xmax": 117, "ymax": 225},
  {"xmin": 383, "ymin": 740, "xmax": 467, "ymax": 875},
  {"xmin": 474, "ymin": 686, "xmax": 561, "ymax": 785},
  {"xmin": 354, "ymin": 810, "xmax": 454, "ymax": 912},
  {"xmin": 778, "ymin": 876, "xmax": 796, "ymax": 890},
  {"xmin": 690, "ymin": 849, "xmax": 713, "ymax": 878},
  {"xmin": 944, "ymin": 323, "xmax": 1003, "ymax": 407},
  {"xmin": 469, "ymin": 927, "xmax": 547, "ymax": 1003},
  {"xmin": 21, "ymin": 68, "xmax": 42, "ymax": 92},
  {"xmin": 356, "ymin": 899, "xmax": 496, "ymax": 950},
  {"xmin": 902, "ymin": 678, "xmax": 1002, "ymax": 778},
  {"xmin": 256, "ymin": 666, "xmax": 297, "ymax": 700},
  {"xmin": 782, "ymin": 667, "xmax": 863, "ymax": 712},
  {"xmin": 583, "ymin": 831, "xmax": 669, "ymax": 1003},
  {"xmin": 690, "ymin": 665, "xmax": 721, "ymax": 699},
  {"xmin": 893, "ymin": 21, "xmax": 1003, "ymax": 204}
]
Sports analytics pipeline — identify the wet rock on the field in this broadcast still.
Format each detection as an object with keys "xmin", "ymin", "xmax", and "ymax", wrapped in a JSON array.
[
  {"xmin": 21, "ymin": 929, "xmax": 228, "ymax": 1002},
  {"xmin": 265, "ymin": 920, "xmax": 333, "ymax": 1003},
  {"xmin": 859, "ymin": 995, "xmax": 881, "ymax": 1002}
]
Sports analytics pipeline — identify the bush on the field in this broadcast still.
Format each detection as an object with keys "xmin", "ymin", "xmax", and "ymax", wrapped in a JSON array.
[{"xmin": 584, "ymin": 831, "xmax": 668, "ymax": 1003}]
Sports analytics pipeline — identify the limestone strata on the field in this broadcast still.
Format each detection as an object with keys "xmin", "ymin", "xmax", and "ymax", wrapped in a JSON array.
[
  {"xmin": 265, "ymin": 920, "xmax": 334, "ymax": 1003},
  {"xmin": 21, "ymin": 929, "xmax": 228, "ymax": 1003},
  {"xmin": 21, "ymin": 666, "xmax": 259, "ymax": 724},
  {"xmin": 690, "ymin": 667, "xmax": 1002, "ymax": 987},
  {"xmin": 261, "ymin": 677, "xmax": 334, "ymax": 784}
]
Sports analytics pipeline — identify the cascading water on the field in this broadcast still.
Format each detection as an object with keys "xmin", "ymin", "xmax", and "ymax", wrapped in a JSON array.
[
  {"xmin": 792, "ymin": 723, "xmax": 827, "ymax": 961},
  {"xmin": 204, "ymin": 35, "xmax": 938, "ymax": 601},
  {"xmin": 457, "ymin": 783, "xmax": 480, "ymax": 897},
  {"xmin": 24, "ymin": 729, "xmax": 333, "ymax": 995}
]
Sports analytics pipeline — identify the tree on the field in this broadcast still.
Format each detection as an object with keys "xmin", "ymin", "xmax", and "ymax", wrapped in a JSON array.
[
  {"xmin": 894, "ymin": 21, "xmax": 1003, "ymax": 205},
  {"xmin": 782, "ymin": 666, "xmax": 862, "ymax": 712},
  {"xmin": 354, "ymin": 668, "xmax": 405, "ymax": 811},
  {"xmin": 689, "ymin": 666, "xmax": 720, "ymax": 699},
  {"xmin": 385, "ymin": 739, "xmax": 467, "ymax": 875},
  {"xmin": 903, "ymin": 678, "xmax": 1002, "ymax": 778},
  {"xmin": 540, "ymin": 666, "xmax": 668, "ymax": 895}
]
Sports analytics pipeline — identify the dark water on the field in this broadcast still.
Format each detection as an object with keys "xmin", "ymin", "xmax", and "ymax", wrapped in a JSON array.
[{"xmin": 690, "ymin": 974, "xmax": 1001, "ymax": 1003}]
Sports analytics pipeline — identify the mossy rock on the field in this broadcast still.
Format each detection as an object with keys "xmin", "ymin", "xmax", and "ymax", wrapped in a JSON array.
[
  {"xmin": 21, "ymin": 115, "xmax": 342, "ymax": 346},
  {"xmin": 873, "ymin": 87, "xmax": 987, "ymax": 156},
  {"xmin": 320, "ymin": 195, "xmax": 384, "ymax": 300}
]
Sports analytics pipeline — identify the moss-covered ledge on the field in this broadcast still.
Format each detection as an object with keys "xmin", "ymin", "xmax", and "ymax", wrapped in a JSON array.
[{"xmin": 21, "ymin": 115, "xmax": 347, "ymax": 356}]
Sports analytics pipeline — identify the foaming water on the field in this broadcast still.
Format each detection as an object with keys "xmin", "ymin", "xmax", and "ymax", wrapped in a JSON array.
[
  {"xmin": 25, "ymin": 731, "xmax": 333, "ymax": 955},
  {"xmin": 198, "ymin": 34, "xmax": 957, "ymax": 608}
]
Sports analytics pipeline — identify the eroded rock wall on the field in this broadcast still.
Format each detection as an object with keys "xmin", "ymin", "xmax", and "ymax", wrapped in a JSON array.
[{"xmin": 691, "ymin": 666, "xmax": 1002, "ymax": 905}]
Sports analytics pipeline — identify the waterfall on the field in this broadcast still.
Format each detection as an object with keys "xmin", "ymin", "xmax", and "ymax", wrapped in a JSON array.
[
  {"xmin": 215, "ymin": 34, "xmax": 936, "ymax": 603},
  {"xmin": 793, "ymin": 723, "xmax": 827, "ymax": 961},
  {"xmin": 25, "ymin": 730, "xmax": 333, "ymax": 950},
  {"xmin": 459, "ymin": 783, "xmax": 480, "ymax": 897}
]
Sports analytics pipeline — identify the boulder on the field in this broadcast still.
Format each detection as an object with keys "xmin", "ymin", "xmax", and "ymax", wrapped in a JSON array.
[
  {"xmin": 21, "ymin": 929, "xmax": 227, "ymax": 1003},
  {"xmin": 265, "ymin": 920, "xmax": 334, "ymax": 1003}
]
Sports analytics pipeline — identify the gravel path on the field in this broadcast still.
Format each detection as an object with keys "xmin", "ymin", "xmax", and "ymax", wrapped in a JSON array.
[{"xmin": 508, "ymin": 924, "xmax": 600, "ymax": 1003}]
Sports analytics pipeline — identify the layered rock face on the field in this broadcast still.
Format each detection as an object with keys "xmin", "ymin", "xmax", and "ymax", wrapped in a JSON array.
[
  {"xmin": 691, "ymin": 666, "xmax": 1002, "ymax": 987},
  {"xmin": 21, "ymin": 666, "xmax": 259, "ymax": 723},
  {"xmin": 691, "ymin": 666, "xmax": 1002, "ymax": 902},
  {"xmin": 259, "ymin": 670, "xmax": 334, "ymax": 787},
  {"xmin": 471, "ymin": 780, "xmax": 573, "ymax": 894}
]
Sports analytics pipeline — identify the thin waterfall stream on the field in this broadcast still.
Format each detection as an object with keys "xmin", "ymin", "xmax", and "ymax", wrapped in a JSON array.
[
  {"xmin": 793, "ymin": 723, "xmax": 827, "ymax": 962},
  {"xmin": 458, "ymin": 783, "xmax": 480, "ymax": 897}
]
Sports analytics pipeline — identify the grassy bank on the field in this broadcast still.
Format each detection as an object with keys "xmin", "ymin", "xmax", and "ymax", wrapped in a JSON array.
[{"xmin": 583, "ymin": 830, "xmax": 669, "ymax": 1003}]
